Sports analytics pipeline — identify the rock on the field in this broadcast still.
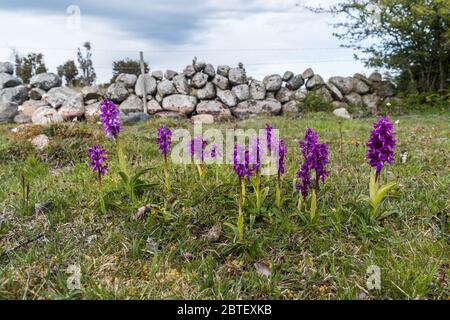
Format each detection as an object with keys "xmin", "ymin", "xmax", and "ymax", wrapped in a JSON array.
[
  {"xmin": 325, "ymin": 82, "xmax": 344, "ymax": 101},
  {"xmin": 217, "ymin": 65, "xmax": 230, "ymax": 77},
  {"xmin": 203, "ymin": 64, "xmax": 216, "ymax": 79},
  {"xmin": 183, "ymin": 65, "xmax": 196, "ymax": 78},
  {"xmin": 266, "ymin": 92, "xmax": 275, "ymax": 99},
  {"xmin": 353, "ymin": 78, "xmax": 371, "ymax": 95},
  {"xmin": 119, "ymin": 94, "xmax": 143, "ymax": 114},
  {"xmin": 196, "ymin": 100, "xmax": 231, "ymax": 120},
  {"xmin": 47, "ymin": 87, "xmax": 78, "ymax": 108},
  {"xmin": 192, "ymin": 114, "xmax": 214, "ymax": 124},
  {"xmin": 250, "ymin": 80, "xmax": 266, "ymax": 100},
  {"xmin": 232, "ymin": 84, "xmax": 250, "ymax": 101},
  {"xmin": 212, "ymin": 74, "xmax": 229, "ymax": 90},
  {"xmin": 329, "ymin": 76, "xmax": 353, "ymax": 95},
  {"xmin": 282, "ymin": 71, "xmax": 294, "ymax": 81},
  {"xmin": 0, "ymin": 73, "xmax": 22, "ymax": 89},
  {"xmin": 378, "ymin": 81, "xmax": 396, "ymax": 98},
  {"xmin": 194, "ymin": 61, "xmax": 206, "ymax": 72},
  {"xmin": 333, "ymin": 108, "xmax": 351, "ymax": 119},
  {"xmin": 135, "ymin": 74, "xmax": 157, "ymax": 97},
  {"xmin": 29, "ymin": 88, "xmax": 46, "ymax": 100},
  {"xmin": 302, "ymin": 68, "xmax": 314, "ymax": 80},
  {"xmin": 29, "ymin": 73, "xmax": 61, "ymax": 91},
  {"xmin": 206, "ymin": 224, "xmax": 222, "ymax": 243},
  {"xmin": 368, "ymin": 72, "xmax": 382, "ymax": 83},
  {"xmin": 275, "ymin": 87, "xmax": 293, "ymax": 103},
  {"xmin": 216, "ymin": 89, "xmax": 238, "ymax": 107},
  {"xmin": 157, "ymin": 80, "xmax": 176, "ymax": 97},
  {"xmin": 32, "ymin": 106, "xmax": 63, "ymax": 125},
  {"xmin": 120, "ymin": 112, "xmax": 150, "ymax": 124},
  {"xmin": 106, "ymin": 83, "xmax": 129, "ymax": 103},
  {"xmin": 282, "ymin": 101, "xmax": 299, "ymax": 115},
  {"xmin": 14, "ymin": 113, "xmax": 31, "ymax": 124},
  {"xmin": 147, "ymin": 98, "xmax": 163, "ymax": 114},
  {"xmin": 344, "ymin": 92, "xmax": 363, "ymax": 106},
  {"xmin": 0, "ymin": 102, "xmax": 18, "ymax": 123},
  {"xmin": 153, "ymin": 111, "xmax": 187, "ymax": 120},
  {"xmin": 292, "ymin": 90, "xmax": 307, "ymax": 101},
  {"xmin": 354, "ymin": 73, "xmax": 371, "ymax": 86},
  {"xmin": 232, "ymin": 99, "xmax": 282, "ymax": 119},
  {"xmin": 228, "ymin": 68, "xmax": 247, "ymax": 86},
  {"xmin": 19, "ymin": 100, "xmax": 47, "ymax": 116},
  {"xmin": 286, "ymin": 74, "xmax": 304, "ymax": 90},
  {"xmin": 172, "ymin": 74, "xmax": 191, "ymax": 95},
  {"xmin": 162, "ymin": 94, "xmax": 197, "ymax": 114},
  {"xmin": 192, "ymin": 72, "xmax": 208, "ymax": 89},
  {"xmin": 81, "ymin": 85, "xmax": 100, "ymax": 101},
  {"xmin": 263, "ymin": 74, "xmax": 282, "ymax": 91},
  {"xmin": 306, "ymin": 75, "xmax": 325, "ymax": 91},
  {"xmin": 148, "ymin": 70, "xmax": 161, "ymax": 81},
  {"xmin": 58, "ymin": 93, "xmax": 85, "ymax": 120},
  {"xmin": 84, "ymin": 102, "xmax": 100, "ymax": 122},
  {"xmin": 0, "ymin": 62, "xmax": 14, "ymax": 75},
  {"xmin": 362, "ymin": 94, "xmax": 380, "ymax": 114},
  {"xmin": 331, "ymin": 101, "xmax": 349, "ymax": 109},
  {"xmin": 30, "ymin": 134, "xmax": 49, "ymax": 150},
  {"xmin": 196, "ymin": 82, "xmax": 216, "ymax": 100},
  {"xmin": 0, "ymin": 85, "xmax": 28, "ymax": 104},
  {"xmin": 164, "ymin": 70, "xmax": 178, "ymax": 80},
  {"xmin": 116, "ymin": 73, "xmax": 137, "ymax": 88}
]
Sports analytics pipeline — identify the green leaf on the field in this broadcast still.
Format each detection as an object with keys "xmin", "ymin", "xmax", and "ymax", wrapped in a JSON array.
[
  {"xmin": 372, "ymin": 182, "xmax": 397, "ymax": 208},
  {"xmin": 310, "ymin": 189, "xmax": 317, "ymax": 221},
  {"xmin": 118, "ymin": 171, "xmax": 130, "ymax": 185},
  {"xmin": 369, "ymin": 173, "xmax": 377, "ymax": 199}
]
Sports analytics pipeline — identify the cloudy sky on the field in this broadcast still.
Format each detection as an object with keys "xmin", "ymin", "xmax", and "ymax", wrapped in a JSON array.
[{"xmin": 0, "ymin": 0, "xmax": 372, "ymax": 83}]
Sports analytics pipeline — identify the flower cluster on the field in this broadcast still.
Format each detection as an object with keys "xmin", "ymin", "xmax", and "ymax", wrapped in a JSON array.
[
  {"xmin": 276, "ymin": 139, "xmax": 287, "ymax": 175},
  {"xmin": 296, "ymin": 128, "xmax": 329, "ymax": 197},
  {"xmin": 366, "ymin": 117, "xmax": 396, "ymax": 174},
  {"xmin": 233, "ymin": 144, "xmax": 253, "ymax": 179},
  {"xmin": 265, "ymin": 124, "xmax": 274, "ymax": 152},
  {"xmin": 210, "ymin": 144, "xmax": 221, "ymax": 159},
  {"xmin": 188, "ymin": 137, "xmax": 209, "ymax": 161},
  {"xmin": 88, "ymin": 145, "xmax": 108, "ymax": 177},
  {"xmin": 249, "ymin": 137, "xmax": 264, "ymax": 172},
  {"xmin": 156, "ymin": 125, "xmax": 172, "ymax": 156},
  {"xmin": 99, "ymin": 99, "xmax": 121, "ymax": 139}
]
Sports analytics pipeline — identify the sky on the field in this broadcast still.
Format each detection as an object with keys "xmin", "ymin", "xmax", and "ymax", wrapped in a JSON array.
[{"xmin": 0, "ymin": 0, "xmax": 372, "ymax": 83}]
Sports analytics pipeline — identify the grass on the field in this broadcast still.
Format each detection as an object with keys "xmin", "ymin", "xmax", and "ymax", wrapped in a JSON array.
[{"xmin": 0, "ymin": 112, "xmax": 449, "ymax": 300}]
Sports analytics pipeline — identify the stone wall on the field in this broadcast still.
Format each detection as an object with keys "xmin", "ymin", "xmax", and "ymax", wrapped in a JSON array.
[{"xmin": 0, "ymin": 60, "xmax": 398, "ymax": 125}]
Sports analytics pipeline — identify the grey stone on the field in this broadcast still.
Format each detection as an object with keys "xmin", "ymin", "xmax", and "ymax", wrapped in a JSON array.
[
  {"xmin": 58, "ymin": 93, "xmax": 85, "ymax": 121},
  {"xmin": 282, "ymin": 71, "xmax": 294, "ymax": 81},
  {"xmin": 354, "ymin": 73, "xmax": 371, "ymax": 86},
  {"xmin": 47, "ymin": 87, "xmax": 78, "ymax": 108},
  {"xmin": 0, "ymin": 85, "xmax": 28, "ymax": 104},
  {"xmin": 0, "ymin": 73, "xmax": 22, "ymax": 89},
  {"xmin": 353, "ymin": 78, "xmax": 371, "ymax": 95},
  {"xmin": 306, "ymin": 75, "xmax": 325, "ymax": 90},
  {"xmin": 325, "ymin": 82, "xmax": 344, "ymax": 101},
  {"xmin": 282, "ymin": 101, "xmax": 299, "ymax": 115},
  {"xmin": 275, "ymin": 87, "xmax": 293, "ymax": 103},
  {"xmin": 292, "ymin": 90, "xmax": 307, "ymax": 101},
  {"xmin": 302, "ymin": 68, "xmax": 314, "ymax": 80},
  {"xmin": 172, "ymin": 74, "xmax": 191, "ymax": 95},
  {"xmin": 368, "ymin": 72, "xmax": 382, "ymax": 83},
  {"xmin": 216, "ymin": 89, "xmax": 237, "ymax": 107},
  {"xmin": 286, "ymin": 74, "xmax": 304, "ymax": 90},
  {"xmin": 203, "ymin": 64, "xmax": 216, "ymax": 79},
  {"xmin": 0, "ymin": 62, "xmax": 14, "ymax": 75},
  {"xmin": 0, "ymin": 102, "xmax": 18, "ymax": 123},
  {"xmin": 183, "ymin": 65, "xmax": 196, "ymax": 78},
  {"xmin": 147, "ymin": 98, "xmax": 163, "ymax": 114},
  {"xmin": 217, "ymin": 65, "xmax": 230, "ymax": 77},
  {"xmin": 329, "ymin": 76, "xmax": 353, "ymax": 95},
  {"xmin": 162, "ymin": 94, "xmax": 197, "ymax": 114},
  {"xmin": 30, "ymin": 134, "xmax": 50, "ymax": 150},
  {"xmin": 120, "ymin": 112, "xmax": 150, "ymax": 124},
  {"xmin": 194, "ymin": 61, "xmax": 206, "ymax": 72},
  {"xmin": 266, "ymin": 92, "xmax": 275, "ymax": 99},
  {"xmin": 192, "ymin": 114, "xmax": 214, "ymax": 124},
  {"xmin": 106, "ymin": 83, "xmax": 129, "ymax": 103},
  {"xmin": 119, "ymin": 94, "xmax": 143, "ymax": 114},
  {"xmin": 192, "ymin": 72, "xmax": 208, "ymax": 89},
  {"xmin": 263, "ymin": 74, "xmax": 282, "ymax": 91},
  {"xmin": 316, "ymin": 87, "xmax": 333, "ymax": 103},
  {"xmin": 164, "ymin": 70, "xmax": 178, "ymax": 80},
  {"xmin": 14, "ymin": 113, "xmax": 32, "ymax": 124},
  {"xmin": 196, "ymin": 100, "xmax": 232, "ymax": 120},
  {"xmin": 228, "ymin": 68, "xmax": 247, "ymax": 86},
  {"xmin": 29, "ymin": 73, "xmax": 61, "ymax": 91},
  {"xmin": 344, "ymin": 92, "xmax": 363, "ymax": 106},
  {"xmin": 232, "ymin": 84, "xmax": 250, "ymax": 101},
  {"xmin": 333, "ymin": 108, "xmax": 351, "ymax": 119},
  {"xmin": 250, "ymin": 80, "xmax": 266, "ymax": 100},
  {"xmin": 153, "ymin": 111, "xmax": 187, "ymax": 120},
  {"xmin": 135, "ymin": 74, "xmax": 157, "ymax": 97},
  {"xmin": 85, "ymin": 102, "xmax": 100, "ymax": 122},
  {"xmin": 157, "ymin": 80, "xmax": 176, "ymax": 97},
  {"xmin": 362, "ymin": 94, "xmax": 380, "ymax": 114},
  {"xmin": 212, "ymin": 74, "xmax": 229, "ymax": 90},
  {"xmin": 20, "ymin": 100, "xmax": 47, "ymax": 116},
  {"xmin": 29, "ymin": 88, "xmax": 46, "ymax": 100},
  {"xmin": 151, "ymin": 70, "xmax": 163, "ymax": 80},
  {"xmin": 232, "ymin": 99, "xmax": 282, "ymax": 119},
  {"xmin": 81, "ymin": 85, "xmax": 100, "ymax": 101},
  {"xmin": 116, "ymin": 73, "xmax": 137, "ymax": 88},
  {"xmin": 378, "ymin": 81, "xmax": 396, "ymax": 98},
  {"xmin": 331, "ymin": 101, "xmax": 349, "ymax": 109},
  {"xmin": 31, "ymin": 106, "xmax": 63, "ymax": 125},
  {"xmin": 196, "ymin": 82, "xmax": 216, "ymax": 100}
]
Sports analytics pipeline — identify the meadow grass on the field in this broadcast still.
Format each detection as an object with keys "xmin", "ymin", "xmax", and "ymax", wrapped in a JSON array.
[{"xmin": 0, "ymin": 112, "xmax": 448, "ymax": 299}]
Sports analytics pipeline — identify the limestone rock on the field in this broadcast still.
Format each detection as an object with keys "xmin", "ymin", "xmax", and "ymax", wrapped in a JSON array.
[
  {"xmin": 157, "ymin": 80, "xmax": 176, "ymax": 97},
  {"xmin": 147, "ymin": 98, "xmax": 163, "ymax": 114},
  {"xmin": 120, "ymin": 112, "xmax": 150, "ymax": 124},
  {"xmin": 212, "ymin": 74, "xmax": 229, "ymax": 90},
  {"xmin": 378, "ymin": 81, "xmax": 396, "ymax": 98},
  {"xmin": 196, "ymin": 82, "xmax": 216, "ymax": 100},
  {"xmin": 31, "ymin": 106, "xmax": 63, "ymax": 125},
  {"xmin": 353, "ymin": 78, "xmax": 371, "ymax": 95},
  {"xmin": 302, "ymin": 68, "xmax": 314, "ymax": 80},
  {"xmin": 362, "ymin": 94, "xmax": 380, "ymax": 114},
  {"xmin": 217, "ymin": 65, "xmax": 230, "ymax": 77},
  {"xmin": 192, "ymin": 72, "xmax": 208, "ymax": 89},
  {"xmin": 354, "ymin": 73, "xmax": 371, "ymax": 86},
  {"xmin": 216, "ymin": 89, "xmax": 237, "ymax": 107},
  {"xmin": 316, "ymin": 87, "xmax": 333, "ymax": 103},
  {"xmin": 162, "ymin": 94, "xmax": 197, "ymax": 114},
  {"xmin": 194, "ymin": 61, "xmax": 206, "ymax": 72},
  {"xmin": 344, "ymin": 92, "xmax": 363, "ymax": 106},
  {"xmin": 81, "ymin": 85, "xmax": 100, "ymax": 101},
  {"xmin": 282, "ymin": 101, "xmax": 299, "ymax": 115},
  {"xmin": 29, "ymin": 73, "xmax": 61, "ymax": 91},
  {"xmin": 333, "ymin": 108, "xmax": 351, "ymax": 120},
  {"xmin": 192, "ymin": 114, "xmax": 214, "ymax": 124},
  {"xmin": 263, "ymin": 74, "xmax": 282, "ymax": 92},
  {"xmin": 292, "ymin": 90, "xmax": 307, "ymax": 101},
  {"xmin": 329, "ymin": 76, "xmax": 353, "ymax": 95},
  {"xmin": 232, "ymin": 99, "xmax": 281, "ymax": 119},
  {"xmin": 29, "ymin": 88, "xmax": 46, "ymax": 100},
  {"xmin": 14, "ymin": 113, "xmax": 32, "ymax": 124},
  {"xmin": 19, "ymin": 100, "xmax": 47, "ymax": 116},
  {"xmin": 0, "ymin": 62, "xmax": 14, "ymax": 75},
  {"xmin": 58, "ymin": 93, "xmax": 85, "ymax": 121},
  {"xmin": 164, "ymin": 70, "xmax": 178, "ymax": 80},
  {"xmin": 0, "ymin": 73, "xmax": 22, "ymax": 89},
  {"xmin": 119, "ymin": 94, "xmax": 143, "ymax": 114},
  {"xmin": 282, "ymin": 71, "xmax": 294, "ymax": 82},
  {"xmin": 47, "ymin": 87, "xmax": 78, "ymax": 109},
  {"xmin": 153, "ymin": 111, "xmax": 187, "ymax": 120},
  {"xmin": 305, "ymin": 75, "xmax": 325, "ymax": 90},
  {"xmin": 232, "ymin": 84, "xmax": 250, "ymax": 101},
  {"xmin": 106, "ymin": 83, "xmax": 129, "ymax": 103},
  {"xmin": 172, "ymin": 74, "xmax": 191, "ymax": 95},
  {"xmin": 30, "ymin": 134, "xmax": 49, "ymax": 150},
  {"xmin": 275, "ymin": 87, "xmax": 293, "ymax": 103},
  {"xmin": 85, "ymin": 102, "xmax": 100, "ymax": 122},
  {"xmin": 196, "ymin": 100, "xmax": 232, "ymax": 120},
  {"xmin": 228, "ymin": 68, "xmax": 247, "ymax": 86},
  {"xmin": 203, "ymin": 64, "xmax": 216, "ymax": 79},
  {"xmin": 0, "ymin": 85, "xmax": 29, "ymax": 104},
  {"xmin": 368, "ymin": 72, "xmax": 382, "ymax": 83},
  {"xmin": 0, "ymin": 102, "xmax": 18, "ymax": 123},
  {"xmin": 250, "ymin": 80, "xmax": 266, "ymax": 100},
  {"xmin": 286, "ymin": 74, "xmax": 304, "ymax": 90},
  {"xmin": 325, "ymin": 82, "xmax": 344, "ymax": 101},
  {"xmin": 135, "ymin": 74, "xmax": 157, "ymax": 97},
  {"xmin": 151, "ymin": 70, "xmax": 163, "ymax": 80},
  {"xmin": 116, "ymin": 73, "xmax": 137, "ymax": 88},
  {"xmin": 183, "ymin": 65, "xmax": 196, "ymax": 78}
]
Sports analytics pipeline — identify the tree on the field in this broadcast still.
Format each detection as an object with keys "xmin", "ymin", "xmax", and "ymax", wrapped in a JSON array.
[
  {"xmin": 77, "ymin": 41, "xmax": 96, "ymax": 86},
  {"xmin": 14, "ymin": 51, "xmax": 47, "ymax": 83},
  {"xmin": 310, "ymin": 0, "xmax": 450, "ymax": 92},
  {"xmin": 111, "ymin": 58, "xmax": 149, "ymax": 83},
  {"xmin": 57, "ymin": 60, "xmax": 79, "ymax": 86}
]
